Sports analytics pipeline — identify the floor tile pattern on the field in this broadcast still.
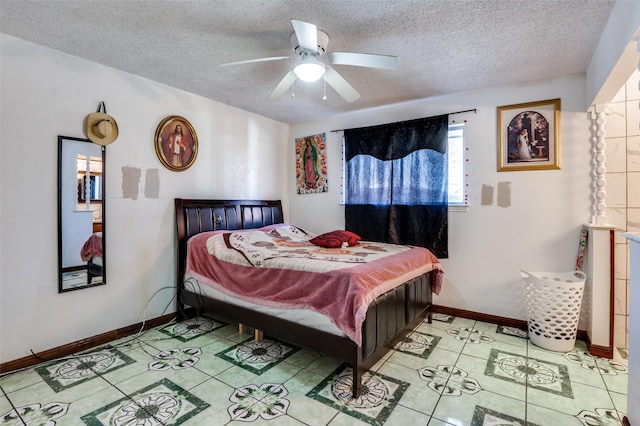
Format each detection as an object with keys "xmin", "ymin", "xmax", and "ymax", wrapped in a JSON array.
[
  {"xmin": 564, "ymin": 351, "xmax": 628, "ymax": 375},
  {"xmin": 496, "ymin": 325, "xmax": 528, "ymax": 339},
  {"xmin": 35, "ymin": 346, "xmax": 136, "ymax": 392},
  {"xmin": 1, "ymin": 401, "xmax": 69, "ymax": 425},
  {"xmin": 0, "ymin": 315, "xmax": 628, "ymax": 425},
  {"xmin": 216, "ymin": 338, "xmax": 300, "ymax": 375},
  {"xmin": 419, "ymin": 364, "xmax": 482, "ymax": 396},
  {"xmin": 62, "ymin": 270, "xmax": 98, "ymax": 289},
  {"xmin": 471, "ymin": 405, "xmax": 539, "ymax": 426},
  {"xmin": 485, "ymin": 348, "xmax": 573, "ymax": 397},
  {"xmin": 80, "ymin": 378, "xmax": 210, "ymax": 425},
  {"xmin": 228, "ymin": 382, "xmax": 290, "ymax": 421},
  {"xmin": 395, "ymin": 330, "xmax": 440, "ymax": 359},
  {"xmin": 431, "ymin": 313, "xmax": 455, "ymax": 323},
  {"xmin": 307, "ymin": 364, "xmax": 409, "ymax": 426},
  {"xmin": 575, "ymin": 407, "xmax": 626, "ymax": 426},
  {"xmin": 158, "ymin": 317, "xmax": 225, "ymax": 341}
]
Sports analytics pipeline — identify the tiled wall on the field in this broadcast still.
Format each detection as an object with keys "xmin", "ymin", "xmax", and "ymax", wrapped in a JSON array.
[{"xmin": 605, "ymin": 68, "xmax": 640, "ymax": 350}]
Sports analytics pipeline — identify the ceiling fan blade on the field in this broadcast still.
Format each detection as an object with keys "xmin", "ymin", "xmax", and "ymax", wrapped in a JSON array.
[
  {"xmin": 219, "ymin": 56, "xmax": 290, "ymax": 67},
  {"xmin": 291, "ymin": 19, "xmax": 317, "ymax": 53},
  {"xmin": 267, "ymin": 71, "xmax": 297, "ymax": 101},
  {"xmin": 323, "ymin": 67, "xmax": 361, "ymax": 103},
  {"xmin": 328, "ymin": 52, "xmax": 399, "ymax": 70}
]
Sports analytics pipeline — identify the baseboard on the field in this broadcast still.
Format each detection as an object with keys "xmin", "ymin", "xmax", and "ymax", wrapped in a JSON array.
[
  {"xmin": 0, "ymin": 313, "xmax": 175, "ymax": 374},
  {"xmin": 588, "ymin": 343, "xmax": 614, "ymax": 359},
  {"xmin": 0, "ymin": 306, "xmax": 611, "ymax": 374},
  {"xmin": 432, "ymin": 305, "xmax": 589, "ymax": 344},
  {"xmin": 433, "ymin": 305, "xmax": 528, "ymax": 330},
  {"xmin": 582, "ymin": 331, "xmax": 615, "ymax": 359}
]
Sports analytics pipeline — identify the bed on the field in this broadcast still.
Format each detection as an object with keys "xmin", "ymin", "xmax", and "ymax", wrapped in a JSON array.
[
  {"xmin": 81, "ymin": 232, "xmax": 103, "ymax": 284},
  {"xmin": 175, "ymin": 198, "xmax": 443, "ymax": 397}
]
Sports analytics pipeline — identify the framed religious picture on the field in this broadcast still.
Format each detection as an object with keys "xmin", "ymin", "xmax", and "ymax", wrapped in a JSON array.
[
  {"xmin": 154, "ymin": 116, "xmax": 198, "ymax": 171},
  {"xmin": 295, "ymin": 133, "xmax": 328, "ymax": 194},
  {"xmin": 497, "ymin": 98, "xmax": 560, "ymax": 171}
]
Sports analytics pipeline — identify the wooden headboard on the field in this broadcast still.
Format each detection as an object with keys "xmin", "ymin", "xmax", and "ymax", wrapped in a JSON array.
[{"xmin": 174, "ymin": 198, "xmax": 284, "ymax": 285}]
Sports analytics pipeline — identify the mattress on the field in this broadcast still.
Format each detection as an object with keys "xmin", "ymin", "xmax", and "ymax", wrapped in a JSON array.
[{"xmin": 183, "ymin": 274, "xmax": 345, "ymax": 337}]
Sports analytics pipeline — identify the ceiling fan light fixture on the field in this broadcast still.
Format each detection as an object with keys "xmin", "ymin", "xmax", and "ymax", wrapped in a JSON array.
[{"xmin": 293, "ymin": 61, "xmax": 325, "ymax": 82}]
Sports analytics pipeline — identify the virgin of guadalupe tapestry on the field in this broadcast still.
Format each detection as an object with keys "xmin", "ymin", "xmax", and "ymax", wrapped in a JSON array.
[{"xmin": 295, "ymin": 133, "xmax": 328, "ymax": 194}]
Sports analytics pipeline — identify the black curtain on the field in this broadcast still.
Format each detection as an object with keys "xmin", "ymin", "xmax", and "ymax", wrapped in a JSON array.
[{"xmin": 344, "ymin": 114, "xmax": 449, "ymax": 257}]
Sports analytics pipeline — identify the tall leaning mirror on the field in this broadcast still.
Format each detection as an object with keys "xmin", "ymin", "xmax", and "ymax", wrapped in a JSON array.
[{"xmin": 58, "ymin": 135, "xmax": 106, "ymax": 292}]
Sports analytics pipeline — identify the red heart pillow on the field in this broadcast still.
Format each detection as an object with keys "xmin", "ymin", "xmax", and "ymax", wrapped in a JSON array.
[{"xmin": 310, "ymin": 230, "xmax": 361, "ymax": 248}]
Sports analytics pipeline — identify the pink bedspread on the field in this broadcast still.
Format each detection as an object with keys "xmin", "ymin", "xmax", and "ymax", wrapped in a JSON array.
[
  {"xmin": 80, "ymin": 232, "xmax": 103, "ymax": 262},
  {"xmin": 186, "ymin": 225, "xmax": 444, "ymax": 346}
]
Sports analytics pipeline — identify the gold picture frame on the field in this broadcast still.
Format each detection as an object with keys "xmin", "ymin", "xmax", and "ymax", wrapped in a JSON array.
[
  {"xmin": 497, "ymin": 98, "xmax": 560, "ymax": 171},
  {"xmin": 154, "ymin": 115, "xmax": 198, "ymax": 171}
]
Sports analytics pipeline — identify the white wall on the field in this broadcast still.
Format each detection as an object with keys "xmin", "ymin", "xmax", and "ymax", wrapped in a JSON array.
[
  {"xmin": 586, "ymin": 0, "xmax": 640, "ymax": 107},
  {"xmin": 289, "ymin": 75, "xmax": 592, "ymax": 322},
  {"xmin": 0, "ymin": 34, "xmax": 290, "ymax": 363}
]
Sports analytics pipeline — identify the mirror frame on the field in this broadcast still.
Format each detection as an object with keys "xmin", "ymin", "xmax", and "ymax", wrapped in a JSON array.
[{"xmin": 58, "ymin": 135, "xmax": 106, "ymax": 292}]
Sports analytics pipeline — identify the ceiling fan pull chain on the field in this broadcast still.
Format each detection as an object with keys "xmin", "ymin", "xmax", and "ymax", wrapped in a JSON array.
[
  {"xmin": 292, "ymin": 80, "xmax": 295, "ymax": 99},
  {"xmin": 323, "ymin": 78, "xmax": 327, "ymax": 100}
]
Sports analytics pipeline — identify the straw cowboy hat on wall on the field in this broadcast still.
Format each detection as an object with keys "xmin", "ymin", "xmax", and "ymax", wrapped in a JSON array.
[{"xmin": 85, "ymin": 102, "xmax": 118, "ymax": 145}]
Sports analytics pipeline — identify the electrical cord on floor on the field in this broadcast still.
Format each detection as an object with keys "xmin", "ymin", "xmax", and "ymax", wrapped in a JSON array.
[
  {"xmin": 4, "ymin": 280, "xmax": 204, "ymax": 378},
  {"xmin": 3, "ymin": 285, "xmax": 180, "ymax": 379},
  {"xmin": 3, "ymin": 338, "xmax": 185, "ymax": 425},
  {"xmin": 79, "ymin": 281, "xmax": 220, "ymax": 425},
  {"xmin": 0, "ymin": 382, "xmax": 27, "ymax": 425},
  {"xmin": 182, "ymin": 277, "xmax": 208, "ymax": 318},
  {"xmin": 0, "ymin": 281, "xmax": 215, "ymax": 426},
  {"xmin": 98, "ymin": 287, "xmax": 179, "ymax": 352},
  {"xmin": 3, "ymin": 279, "xmax": 222, "ymax": 425},
  {"xmin": 97, "ymin": 285, "xmax": 179, "ymax": 350},
  {"xmin": 135, "ymin": 285, "xmax": 176, "ymax": 335},
  {"xmin": 87, "ymin": 278, "xmax": 214, "ymax": 353}
]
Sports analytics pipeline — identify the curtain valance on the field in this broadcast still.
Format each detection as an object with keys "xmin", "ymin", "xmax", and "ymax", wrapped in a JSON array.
[{"xmin": 344, "ymin": 115, "xmax": 449, "ymax": 161}]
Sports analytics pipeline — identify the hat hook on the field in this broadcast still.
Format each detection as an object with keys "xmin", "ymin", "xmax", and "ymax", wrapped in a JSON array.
[
  {"xmin": 96, "ymin": 101, "xmax": 107, "ymax": 114},
  {"xmin": 93, "ymin": 101, "xmax": 111, "ymax": 126}
]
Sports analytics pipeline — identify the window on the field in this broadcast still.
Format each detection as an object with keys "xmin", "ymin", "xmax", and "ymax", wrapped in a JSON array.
[
  {"xmin": 343, "ymin": 115, "xmax": 451, "ymax": 256},
  {"xmin": 341, "ymin": 123, "xmax": 467, "ymax": 206},
  {"xmin": 448, "ymin": 124, "xmax": 467, "ymax": 206}
]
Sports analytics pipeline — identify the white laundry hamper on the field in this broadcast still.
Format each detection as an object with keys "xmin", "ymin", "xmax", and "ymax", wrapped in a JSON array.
[{"xmin": 521, "ymin": 270, "xmax": 586, "ymax": 352}]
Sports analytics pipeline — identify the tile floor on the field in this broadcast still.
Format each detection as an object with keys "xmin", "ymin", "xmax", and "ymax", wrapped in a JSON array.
[{"xmin": 0, "ymin": 313, "xmax": 629, "ymax": 425}]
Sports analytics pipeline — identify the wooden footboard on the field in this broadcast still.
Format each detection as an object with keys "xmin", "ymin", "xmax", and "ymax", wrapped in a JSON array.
[
  {"xmin": 87, "ymin": 258, "xmax": 102, "ymax": 284},
  {"xmin": 179, "ymin": 270, "xmax": 433, "ymax": 398},
  {"xmin": 406, "ymin": 272, "xmax": 433, "ymax": 324},
  {"xmin": 362, "ymin": 273, "xmax": 433, "ymax": 359}
]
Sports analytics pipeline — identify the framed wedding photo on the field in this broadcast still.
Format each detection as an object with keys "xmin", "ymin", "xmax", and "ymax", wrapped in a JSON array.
[{"xmin": 497, "ymin": 98, "xmax": 560, "ymax": 172}]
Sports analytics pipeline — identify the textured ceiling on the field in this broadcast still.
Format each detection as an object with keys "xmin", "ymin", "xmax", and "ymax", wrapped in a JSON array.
[{"xmin": 0, "ymin": 0, "xmax": 616, "ymax": 124}]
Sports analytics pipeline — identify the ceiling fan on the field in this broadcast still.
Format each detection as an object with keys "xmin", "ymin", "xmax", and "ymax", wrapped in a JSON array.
[{"xmin": 219, "ymin": 19, "xmax": 400, "ymax": 103}]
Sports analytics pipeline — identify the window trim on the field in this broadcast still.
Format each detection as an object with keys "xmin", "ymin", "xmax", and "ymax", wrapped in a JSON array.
[{"xmin": 447, "ymin": 123, "xmax": 467, "ymax": 207}]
